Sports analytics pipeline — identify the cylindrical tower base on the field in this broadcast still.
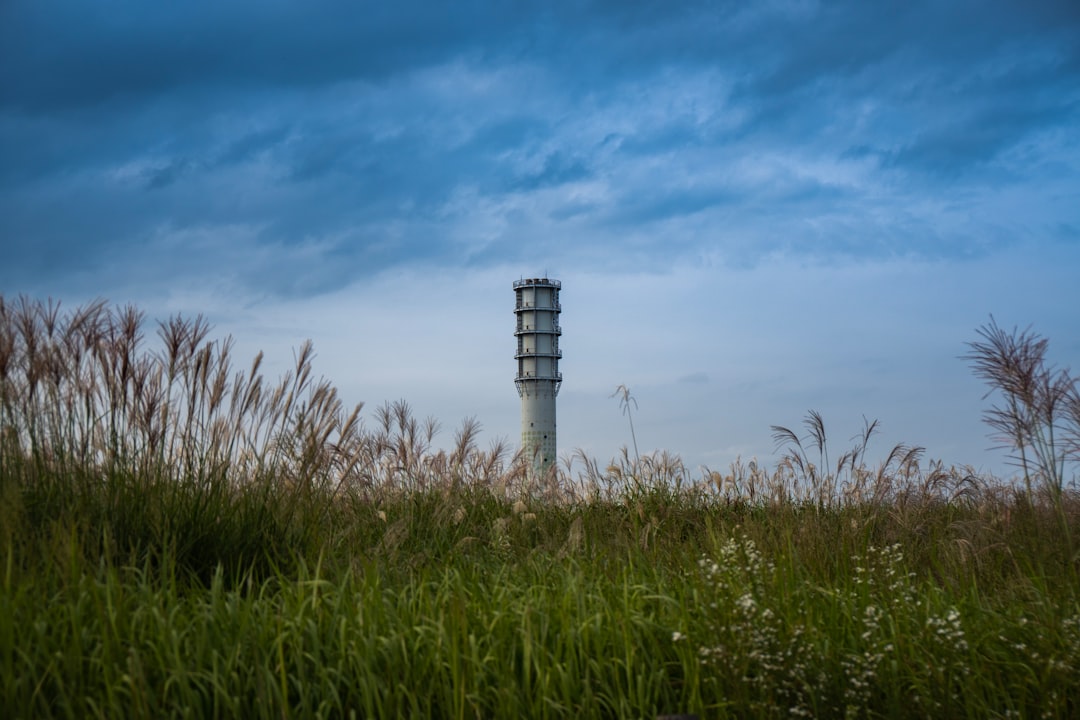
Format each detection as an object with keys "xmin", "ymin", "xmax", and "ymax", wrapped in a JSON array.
[{"xmin": 521, "ymin": 380, "xmax": 557, "ymax": 475}]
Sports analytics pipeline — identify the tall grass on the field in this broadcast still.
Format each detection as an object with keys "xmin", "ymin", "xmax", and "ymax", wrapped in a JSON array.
[
  {"xmin": 0, "ymin": 296, "xmax": 534, "ymax": 580},
  {"xmin": 2, "ymin": 296, "xmax": 1079, "ymax": 718}
]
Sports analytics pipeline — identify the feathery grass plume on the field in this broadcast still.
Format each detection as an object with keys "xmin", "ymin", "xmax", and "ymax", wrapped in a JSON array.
[
  {"xmin": 963, "ymin": 317, "xmax": 1079, "ymax": 499},
  {"xmin": 770, "ymin": 410, "xmax": 924, "ymax": 509},
  {"xmin": 611, "ymin": 384, "xmax": 640, "ymax": 466}
]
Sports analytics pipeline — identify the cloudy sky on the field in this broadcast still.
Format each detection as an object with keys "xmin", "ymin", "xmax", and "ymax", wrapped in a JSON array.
[{"xmin": 2, "ymin": 0, "xmax": 1078, "ymax": 479}]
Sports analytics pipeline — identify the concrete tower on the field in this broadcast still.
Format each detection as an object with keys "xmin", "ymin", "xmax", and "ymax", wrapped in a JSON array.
[{"xmin": 514, "ymin": 277, "xmax": 562, "ymax": 476}]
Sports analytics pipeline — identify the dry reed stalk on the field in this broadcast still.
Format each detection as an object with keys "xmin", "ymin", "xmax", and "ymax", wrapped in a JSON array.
[{"xmin": 964, "ymin": 317, "xmax": 1079, "ymax": 498}]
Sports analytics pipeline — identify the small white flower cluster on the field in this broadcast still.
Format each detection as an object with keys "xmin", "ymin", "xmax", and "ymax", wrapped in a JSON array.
[
  {"xmin": 997, "ymin": 610, "xmax": 1080, "ymax": 709},
  {"xmin": 1040, "ymin": 690, "xmax": 1061, "ymax": 720},
  {"xmin": 693, "ymin": 536, "xmax": 821, "ymax": 717},
  {"xmin": 698, "ymin": 535, "xmax": 776, "ymax": 596},
  {"xmin": 926, "ymin": 607, "xmax": 969, "ymax": 655},
  {"xmin": 1062, "ymin": 613, "xmax": 1080, "ymax": 670},
  {"xmin": 910, "ymin": 604, "xmax": 971, "ymax": 711},
  {"xmin": 860, "ymin": 604, "xmax": 882, "ymax": 642},
  {"xmin": 835, "ymin": 545, "xmax": 924, "ymax": 715},
  {"xmin": 842, "ymin": 603, "xmax": 895, "ymax": 711},
  {"xmin": 851, "ymin": 543, "xmax": 916, "ymax": 609},
  {"xmin": 842, "ymin": 650, "xmax": 887, "ymax": 713}
]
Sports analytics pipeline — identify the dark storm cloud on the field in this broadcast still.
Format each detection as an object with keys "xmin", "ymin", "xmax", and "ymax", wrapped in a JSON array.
[
  {"xmin": 510, "ymin": 153, "xmax": 592, "ymax": 191},
  {"xmin": 887, "ymin": 86, "xmax": 1078, "ymax": 176},
  {"xmin": 612, "ymin": 186, "xmax": 736, "ymax": 226},
  {"xmin": 215, "ymin": 125, "xmax": 293, "ymax": 168},
  {"xmin": 1, "ymin": 0, "xmax": 1078, "ymax": 299},
  {"xmin": 0, "ymin": 1, "xmax": 520, "ymax": 112},
  {"xmin": 143, "ymin": 160, "xmax": 195, "ymax": 191}
]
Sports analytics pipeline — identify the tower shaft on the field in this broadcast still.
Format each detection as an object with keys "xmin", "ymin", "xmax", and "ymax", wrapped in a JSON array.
[{"xmin": 513, "ymin": 277, "xmax": 562, "ymax": 475}]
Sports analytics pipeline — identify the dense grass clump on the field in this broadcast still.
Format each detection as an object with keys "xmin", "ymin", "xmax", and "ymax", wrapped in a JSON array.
[{"xmin": 2, "ymin": 296, "xmax": 1079, "ymax": 719}]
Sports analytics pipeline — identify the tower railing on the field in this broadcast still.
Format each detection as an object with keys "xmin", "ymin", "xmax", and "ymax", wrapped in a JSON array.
[
  {"xmin": 513, "ymin": 278, "xmax": 561, "ymax": 290},
  {"xmin": 515, "ymin": 348, "xmax": 563, "ymax": 358},
  {"xmin": 515, "ymin": 322, "xmax": 561, "ymax": 335},
  {"xmin": 514, "ymin": 300, "xmax": 562, "ymax": 311},
  {"xmin": 514, "ymin": 371, "xmax": 563, "ymax": 381}
]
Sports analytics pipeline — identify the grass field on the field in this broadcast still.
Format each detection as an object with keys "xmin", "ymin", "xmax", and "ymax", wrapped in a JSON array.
[{"xmin": 2, "ymin": 297, "xmax": 1078, "ymax": 719}]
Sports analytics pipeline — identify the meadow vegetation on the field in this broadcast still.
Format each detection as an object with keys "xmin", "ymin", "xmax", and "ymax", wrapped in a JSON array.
[{"xmin": 1, "ymin": 296, "xmax": 1079, "ymax": 718}]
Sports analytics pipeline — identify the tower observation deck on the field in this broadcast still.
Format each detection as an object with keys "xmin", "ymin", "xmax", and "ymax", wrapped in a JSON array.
[{"xmin": 513, "ymin": 277, "xmax": 562, "ymax": 475}]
